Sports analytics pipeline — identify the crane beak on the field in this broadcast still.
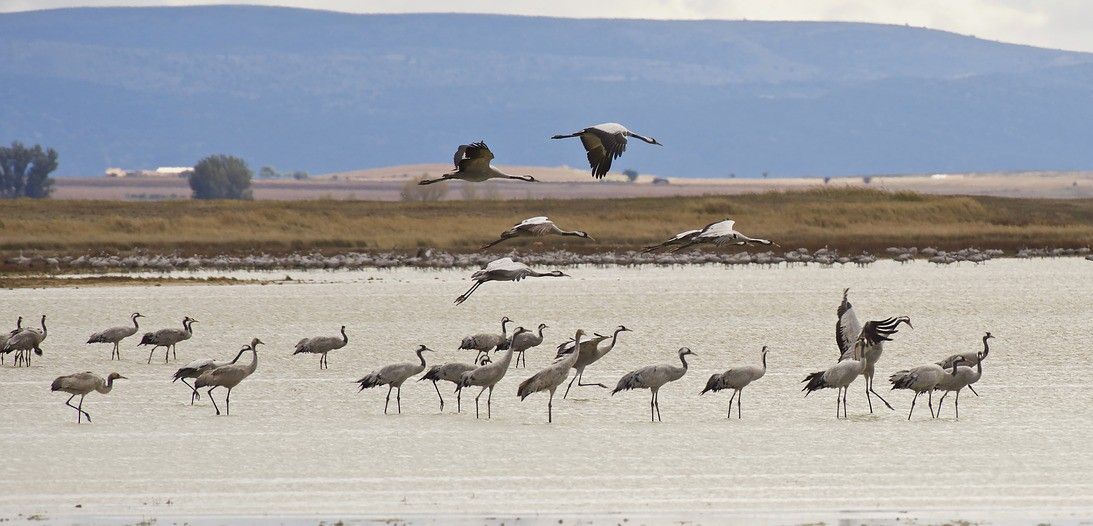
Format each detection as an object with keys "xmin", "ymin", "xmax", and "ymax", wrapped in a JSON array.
[{"xmin": 118, "ymin": 375, "xmax": 128, "ymax": 380}]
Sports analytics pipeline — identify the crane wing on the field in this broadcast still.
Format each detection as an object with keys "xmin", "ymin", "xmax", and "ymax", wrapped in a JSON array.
[
  {"xmin": 836, "ymin": 289, "xmax": 861, "ymax": 358},
  {"xmin": 581, "ymin": 128, "xmax": 627, "ymax": 179},
  {"xmin": 457, "ymin": 141, "xmax": 494, "ymax": 172}
]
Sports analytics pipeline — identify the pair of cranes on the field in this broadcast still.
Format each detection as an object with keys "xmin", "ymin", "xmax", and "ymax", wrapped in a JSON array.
[
  {"xmin": 1, "ymin": 315, "xmax": 47, "ymax": 367},
  {"xmin": 82, "ymin": 313, "xmax": 196, "ymax": 364}
]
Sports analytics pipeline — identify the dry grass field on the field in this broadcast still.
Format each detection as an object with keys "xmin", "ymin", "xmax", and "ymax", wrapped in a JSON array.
[{"xmin": 2, "ymin": 189, "xmax": 1092, "ymax": 259}]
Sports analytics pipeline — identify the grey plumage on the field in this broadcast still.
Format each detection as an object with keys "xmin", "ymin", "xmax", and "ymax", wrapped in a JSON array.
[
  {"xmin": 889, "ymin": 358, "xmax": 962, "ymax": 420},
  {"xmin": 418, "ymin": 142, "xmax": 537, "ymax": 185},
  {"xmin": 641, "ymin": 229, "xmax": 701, "ymax": 253},
  {"xmin": 938, "ymin": 332, "xmax": 993, "ymax": 369},
  {"xmin": 194, "ymin": 338, "xmax": 263, "ymax": 416},
  {"xmin": 509, "ymin": 323, "xmax": 547, "ymax": 368},
  {"xmin": 934, "ymin": 352, "xmax": 985, "ymax": 419},
  {"xmin": 802, "ymin": 338, "xmax": 866, "ymax": 419},
  {"xmin": 3, "ymin": 315, "xmax": 47, "ymax": 367},
  {"xmin": 481, "ymin": 216, "xmax": 594, "ymax": 250},
  {"xmin": 173, "ymin": 345, "xmax": 251, "ymax": 405},
  {"xmin": 558, "ymin": 325, "xmax": 631, "ymax": 398},
  {"xmin": 612, "ymin": 347, "xmax": 695, "ymax": 422},
  {"xmin": 419, "ymin": 354, "xmax": 489, "ymax": 413},
  {"xmin": 139, "ymin": 316, "xmax": 196, "ymax": 364},
  {"xmin": 454, "ymin": 258, "xmax": 568, "ymax": 305},
  {"xmin": 0, "ymin": 316, "xmax": 24, "ymax": 366},
  {"xmin": 835, "ymin": 288, "xmax": 912, "ymax": 413},
  {"xmin": 88, "ymin": 312, "xmax": 143, "ymax": 360},
  {"xmin": 551, "ymin": 122, "xmax": 662, "ymax": 179},
  {"xmin": 457, "ymin": 329, "xmax": 521, "ymax": 419},
  {"xmin": 293, "ymin": 325, "xmax": 348, "ymax": 369},
  {"xmin": 700, "ymin": 346, "xmax": 769, "ymax": 419},
  {"xmin": 517, "ymin": 329, "xmax": 586, "ymax": 423},
  {"xmin": 459, "ymin": 316, "xmax": 513, "ymax": 361},
  {"xmin": 50, "ymin": 371, "xmax": 126, "ymax": 423},
  {"xmin": 357, "ymin": 345, "xmax": 434, "ymax": 414},
  {"xmin": 671, "ymin": 219, "xmax": 776, "ymax": 252}
]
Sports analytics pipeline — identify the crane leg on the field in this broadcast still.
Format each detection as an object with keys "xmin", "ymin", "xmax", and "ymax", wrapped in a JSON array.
[
  {"xmin": 172, "ymin": 344, "xmax": 177, "ymax": 361},
  {"xmin": 907, "ymin": 392, "xmax": 918, "ymax": 420},
  {"xmin": 208, "ymin": 387, "xmax": 220, "ymax": 415},
  {"xmin": 842, "ymin": 386, "xmax": 848, "ymax": 418},
  {"xmin": 383, "ymin": 385, "xmax": 392, "ymax": 414},
  {"xmin": 654, "ymin": 391, "xmax": 662, "ymax": 422},
  {"xmin": 547, "ymin": 390, "xmax": 554, "ymax": 423},
  {"xmin": 181, "ymin": 378, "xmax": 199, "ymax": 404},
  {"xmin": 727, "ymin": 391, "xmax": 736, "ymax": 419},
  {"xmin": 968, "ymin": 385, "xmax": 980, "ymax": 397},
  {"xmin": 78, "ymin": 394, "xmax": 91, "ymax": 423},
  {"xmin": 868, "ymin": 376, "xmax": 894, "ymax": 410},
  {"xmin": 457, "ymin": 387, "xmax": 463, "ymax": 413},
  {"xmin": 455, "ymin": 281, "xmax": 482, "ymax": 305},
  {"xmin": 836, "ymin": 388, "xmax": 842, "ymax": 419},
  {"xmin": 562, "ymin": 369, "xmax": 579, "ymax": 399},
  {"xmin": 928, "ymin": 390, "xmax": 935, "ymax": 418},
  {"xmin": 955, "ymin": 390, "xmax": 960, "ymax": 419},
  {"xmin": 864, "ymin": 380, "xmax": 874, "ymax": 414},
  {"xmin": 64, "ymin": 394, "xmax": 85, "ymax": 423},
  {"xmin": 937, "ymin": 392, "xmax": 947, "ymax": 417},
  {"xmin": 225, "ymin": 388, "xmax": 231, "ymax": 416},
  {"xmin": 487, "ymin": 386, "xmax": 493, "ymax": 419},
  {"xmin": 431, "ymin": 380, "xmax": 444, "ymax": 411},
  {"xmin": 396, "ymin": 386, "xmax": 402, "ymax": 414},
  {"xmin": 147, "ymin": 345, "xmax": 158, "ymax": 364},
  {"xmin": 165, "ymin": 345, "xmax": 171, "ymax": 364},
  {"xmin": 578, "ymin": 371, "xmax": 608, "ymax": 389},
  {"xmin": 475, "ymin": 387, "xmax": 486, "ymax": 419},
  {"xmin": 737, "ymin": 389, "xmax": 743, "ymax": 419}
]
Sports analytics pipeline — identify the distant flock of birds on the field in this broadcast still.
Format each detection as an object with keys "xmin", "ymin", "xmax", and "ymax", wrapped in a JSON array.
[{"xmin": 3, "ymin": 289, "xmax": 992, "ymax": 424}]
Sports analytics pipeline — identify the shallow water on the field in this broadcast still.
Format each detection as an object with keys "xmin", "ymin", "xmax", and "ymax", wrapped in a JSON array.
[{"xmin": 2, "ymin": 260, "xmax": 1092, "ymax": 524}]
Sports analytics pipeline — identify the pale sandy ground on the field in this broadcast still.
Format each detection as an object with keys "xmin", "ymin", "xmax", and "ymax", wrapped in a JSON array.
[{"xmin": 51, "ymin": 168, "xmax": 1093, "ymax": 201}]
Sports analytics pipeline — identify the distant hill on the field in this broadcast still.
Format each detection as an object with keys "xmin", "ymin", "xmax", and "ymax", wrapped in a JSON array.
[{"xmin": 2, "ymin": 6, "xmax": 1093, "ymax": 177}]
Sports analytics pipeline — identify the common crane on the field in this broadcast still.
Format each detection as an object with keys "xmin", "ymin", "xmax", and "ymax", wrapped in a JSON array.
[
  {"xmin": 139, "ymin": 316, "xmax": 196, "ymax": 364},
  {"xmin": 418, "ymin": 142, "xmax": 537, "ymax": 185},
  {"xmin": 481, "ymin": 216, "xmax": 593, "ymax": 250},
  {"xmin": 194, "ymin": 338, "xmax": 263, "ymax": 416},
  {"xmin": 357, "ymin": 345, "xmax": 434, "ymax": 414},
  {"xmin": 172, "ymin": 345, "xmax": 251, "ymax": 405},
  {"xmin": 889, "ymin": 358, "xmax": 963, "ymax": 420},
  {"xmin": 509, "ymin": 322, "xmax": 547, "ymax": 368},
  {"xmin": 458, "ymin": 327, "xmax": 521, "ymax": 419},
  {"xmin": 641, "ymin": 230, "xmax": 701, "ymax": 253},
  {"xmin": 87, "ymin": 312, "xmax": 144, "ymax": 360},
  {"xmin": 51, "ymin": 371, "xmax": 126, "ymax": 423},
  {"xmin": 517, "ymin": 329, "xmax": 586, "ymax": 423},
  {"xmin": 935, "ymin": 352, "xmax": 985, "ymax": 418},
  {"xmin": 802, "ymin": 338, "xmax": 866, "ymax": 419},
  {"xmin": 672, "ymin": 219, "xmax": 776, "ymax": 252},
  {"xmin": 557, "ymin": 325, "xmax": 631, "ymax": 398},
  {"xmin": 612, "ymin": 347, "xmax": 695, "ymax": 422},
  {"xmin": 3, "ymin": 314, "xmax": 46, "ymax": 367},
  {"xmin": 700, "ymin": 346, "xmax": 769, "ymax": 419},
  {"xmin": 836, "ymin": 289, "xmax": 912, "ymax": 413},
  {"xmin": 459, "ymin": 316, "xmax": 513, "ymax": 362},
  {"xmin": 293, "ymin": 325, "xmax": 349, "ymax": 369},
  {"xmin": 551, "ymin": 123, "xmax": 662, "ymax": 179},
  {"xmin": 419, "ymin": 354, "xmax": 491, "ymax": 413},
  {"xmin": 454, "ymin": 258, "xmax": 567, "ymax": 305}
]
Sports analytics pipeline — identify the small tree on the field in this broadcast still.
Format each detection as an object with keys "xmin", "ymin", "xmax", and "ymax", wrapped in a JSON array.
[
  {"xmin": 189, "ymin": 154, "xmax": 253, "ymax": 200},
  {"xmin": 622, "ymin": 169, "xmax": 639, "ymax": 183},
  {"xmin": 762, "ymin": 171, "xmax": 769, "ymax": 179},
  {"xmin": 0, "ymin": 141, "xmax": 58, "ymax": 198},
  {"xmin": 258, "ymin": 166, "xmax": 278, "ymax": 179},
  {"xmin": 823, "ymin": 177, "xmax": 831, "ymax": 184},
  {"xmin": 291, "ymin": 171, "xmax": 309, "ymax": 180},
  {"xmin": 862, "ymin": 176, "xmax": 873, "ymax": 184}
]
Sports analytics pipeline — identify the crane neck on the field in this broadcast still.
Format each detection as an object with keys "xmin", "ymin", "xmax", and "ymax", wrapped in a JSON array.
[
  {"xmin": 229, "ymin": 347, "xmax": 249, "ymax": 364},
  {"xmin": 982, "ymin": 336, "xmax": 990, "ymax": 356},
  {"xmin": 949, "ymin": 361, "xmax": 960, "ymax": 375},
  {"xmin": 416, "ymin": 348, "xmax": 428, "ymax": 367},
  {"xmin": 39, "ymin": 316, "xmax": 47, "ymax": 337},
  {"xmin": 340, "ymin": 326, "xmax": 348, "ymax": 344},
  {"xmin": 565, "ymin": 334, "xmax": 584, "ymax": 367},
  {"xmin": 99, "ymin": 376, "xmax": 116, "ymax": 394},
  {"xmin": 679, "ymin": 353, "xmax": 690, "ymax": 369},
  {"xmin": 500, "ymin": 319, "xmax": 511, "ymax": 338},
  {"xmin": 245, "ymin": 347, "xmax": 258, "ymax": 374},
  {"xmin": 131, "ymin": 315, "xmax": 140, "ymax": 330},
  {"xmin": 761, "ymin": 351, "xmax": 767, "ymax": 371}
]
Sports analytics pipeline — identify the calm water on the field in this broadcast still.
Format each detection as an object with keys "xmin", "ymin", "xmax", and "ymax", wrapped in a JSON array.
[{"xmin": 2, "ymin": 260, "xmax": 1091, "ymax": 524}]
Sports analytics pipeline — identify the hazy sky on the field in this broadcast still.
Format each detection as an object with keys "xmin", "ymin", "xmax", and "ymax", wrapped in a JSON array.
[{"xmin": 2, "ymin": 0, "xmax": 1091, "ymax": 53}]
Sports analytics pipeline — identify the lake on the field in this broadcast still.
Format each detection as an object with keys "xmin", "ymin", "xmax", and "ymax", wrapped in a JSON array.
[{"xmin": 2, "ymin": 259, "xmax": 1091, "ymax": 524}]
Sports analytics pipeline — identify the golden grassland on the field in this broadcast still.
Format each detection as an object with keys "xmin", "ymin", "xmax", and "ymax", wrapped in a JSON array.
[
  {"xmin": 1, "ymin": 189, "xmax": 1091, "ymax": 258},
  {"xmin": 0, "ymin": 275, "xmax": 254, "ymax": 289}
]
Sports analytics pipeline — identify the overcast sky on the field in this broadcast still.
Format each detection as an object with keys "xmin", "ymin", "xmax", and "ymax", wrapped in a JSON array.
[{"xmin": 2, "ymin": 0, "xmax": 1091, "ymax": 53}]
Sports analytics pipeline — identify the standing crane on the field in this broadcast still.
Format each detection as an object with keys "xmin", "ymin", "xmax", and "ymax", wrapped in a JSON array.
[
  {"xmin": 4, "ymin": 315, "xmax": 47, "ymax": 367},
  {"xmin": 509, "ymin": 322, "xmax": 547, "ymax": 368},
  {"xmin": 293, "ymin": 325, "xmax": 349, "ymax": 369},
  {"xmin": 459, "ymin": 316, "xmax": 513, "ymax": 362},
  {"xmin": 557, "ymin": 325, "xmax": 632, "ymax": 398},
  {"xmin": 802, "ymin": 338, "xmax": 866, "ymax": 419},
  {"xmin": 551, "ymin": 123, "xmax": 662, "ymax": 179},
  {"xmin": 700, "ymin": 346, "xmax": 769, "ymax": 419},
  {"xmin": 87, "ymin": 312, "xmax": 144, "ymax": 360},
  {"xmin": 139, "ymin": 316, "xmax": 196, "ymax": 364},
  {"xmin": 419, "ymin": 354, "xmax": 491, "ymax": 413},
  {"xmin": 480, "ymin": 216, "xmax": 594, "ymax": 250},
  {"xmin": 517, "ymin": 329, "xmax": 586, "ymax": 423},
  {"xmin": 418, "ymin": 142, "xmax": 537, "ymax": 185},
  {"xmin": 612, "ymin": 347, "xmax": 696, "ymax": 422},
  {"xmin": 454, "ymin": 258, "xmax": 567, "ymax": 305},
  {"xmin": 172, "ymin": 345, "xmax": 251, "ymax": 405},
  {"xmin": 356, "ymin": 345, "xmax": 435, "ymax": 414},
  {"xmin": 889, "ymin": 358, "xmax": 963, "ymax": 420},
  {"xmin": 935, "ymin": 352, "xmax": 985, "ymax": 418},
  {"xmin": 458, "ymin": 328, "xmax": 521, "ymax": 419},
  {"xmin": 835, "ymin": 289, "xmax": 912, "ymax": 413},
  {"xmin": 0, "ymin": 316, "xmax": 23, "ymax": 366},
  {"xmin": 50, "ymin": 371, "xmax": 126, "ymax": 423},
  {"xmin": 194, "ymin": 338, "xmax": 263, "ymax": 416}
]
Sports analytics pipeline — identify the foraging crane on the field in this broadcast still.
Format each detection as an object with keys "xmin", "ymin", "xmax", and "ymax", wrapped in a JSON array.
[
  {"xmin": 459, "ymin": 316, "xmax": 513, "ymax": 362},
  {"xmin": 50, "ymin": 371, "xmax": 126, "ymax": 423},
  {"xmin": 508, "ymin": 322, "xmax": 547, "ymax": 368},
  {"xmin": 802, "ymin": 338, "xmax": 866, "ymax": 419},
  {"xmin": 194, "ymin": 338, "xmax": 263, "ymax": 416},
  {"xmin": 889, "ymin": 358, "xmax": 962, "ymax": 420},
  {"xmin": 457, "ymin": 328, "xmax": 521, "ymax": 419},
  {"xmin": 87, "ymin": 312, "xmax": 144, "ymax": 360},
  {"xmin": 454, "ymin": 258, "xmax": 567, "ymax": 305},
  {"xmin": 551, "ymin": 123, "xmax": 662, "ymax": 179},
  {"xmin": 3, "ymin": 315, "xmax": 47, "ymax": 367},
  {"xmin": 0, "ymin": 316, "xmax": 23, "ymax": 366},
  {"xmin": 419, "ymin": 354, "xmax": 491, "ymax": 413},
  {"xmin": 293, "ymin": 325, "xmax": 349, "ymax": 369},
  {"xmin": 836, "ymin": 289, "xmax": 912, "ymax": 412},
  {"xmin": 557, "ymin": 325, "xmax": 632, "ymax": 398},
  {"xmin": 700, "ymin": 346, "xmax": 769, "ymax": 419},
  {"xmin": 612, "ymin": 347, "xmax": 696, "ymax": 422},
  {"xmin": 935, "ymin": 352, "xmax": 985, "ymax": 418},
  {"xmin": 418, "ymin": 142, "xmax": 537, "ymax": 185},
  {"xmin": 672, "ymin": 219, "xmax": 776, "ymax": 252},
  {"xmin": 172, "ymin": 345, "xmax": 251, "ymax": 405},
  {"xmin": 139, "ymin": 316, "xmax": 196, "ymax": 364},
  {"xmin": 356, "ymin": 345, "xmax": 434, "ymax": 414},
  {"xmin": 517, "ymin": 329, "xmax": 586, "ymax": 423},
  {"xmin": 481, "ymin": 216, "xmax": 594, "ymax": 250},
  {"xmin": 641, "ymin": 229, "xmax": 701, "ymax": 253}
]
